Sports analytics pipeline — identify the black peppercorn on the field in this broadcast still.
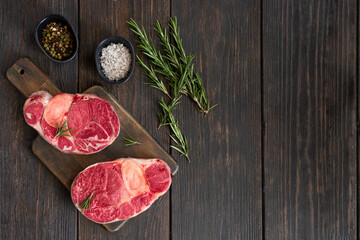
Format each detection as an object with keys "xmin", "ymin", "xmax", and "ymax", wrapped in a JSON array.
[{"xmin": 42, "ymin": 22, "xmax": 74, "ymax": 60}]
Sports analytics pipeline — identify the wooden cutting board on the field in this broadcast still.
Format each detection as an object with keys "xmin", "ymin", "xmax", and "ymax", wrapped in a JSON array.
[{"xmin": 6, "ymin": 57, "xmax": 178, "ymax": 232}]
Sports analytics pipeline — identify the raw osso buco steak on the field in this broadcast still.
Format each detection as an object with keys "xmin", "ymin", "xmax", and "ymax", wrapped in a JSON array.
[
  {"xmin": 71, "ymin": 158, "xmax": 172, "ymax": 223},
  {"xmin": 23, "ymin": 90, "xmax": 120, "ymax": 154}
]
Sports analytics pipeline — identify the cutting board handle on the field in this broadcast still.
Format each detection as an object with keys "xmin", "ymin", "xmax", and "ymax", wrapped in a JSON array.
[{"xmin": 6, "ymin": 57, "xmax": 61, "ymax": 97}]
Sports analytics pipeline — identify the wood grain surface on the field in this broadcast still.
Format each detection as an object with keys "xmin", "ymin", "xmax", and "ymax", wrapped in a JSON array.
[
  {"xmin": 1, "ymin": 0, "xmax": 359, "ymax": 239},
  {"xmin": 170, "ymin": 0, "xmax": 262, "ymax": 239},
  {"xmin": 0, "ymin": 1, "xmax": 78, "ymax": 240},
  {"xmin": 263, "ymin": 1, "xmax": 357, "ymax": 239}
]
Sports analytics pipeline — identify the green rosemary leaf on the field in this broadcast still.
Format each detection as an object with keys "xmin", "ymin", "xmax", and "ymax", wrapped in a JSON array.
[
  {"xmin": 168, "ymin": 17, "xmax": 215, "ymax": 115},
  {"xmin": 168, "ymin": 17, "xmax": 187, "ymax": 62},
  {"xmin": 137, "ymin": 56, "xmax": 170, "ymax": 97},
  {"xmin": 54, "ymin": 120, "xmax": 72, "ymax": 138},
  {"xmin": 154, "ymin": 21, "xmax": 180, "ymax": 68},
  {"xmin": 79, "ymin": 192, "xmax": 94, "ymax": 213},
  {"xmin": 169, "ymin": 134, "xmax": 180, "ymax": 145},
  {"xmin": 170, "ymin": 145, "xmax": 184, "ymax": 154},
  {"xmin": 122, "ymin": 135, "xmax": 141, "ymax": 146}
]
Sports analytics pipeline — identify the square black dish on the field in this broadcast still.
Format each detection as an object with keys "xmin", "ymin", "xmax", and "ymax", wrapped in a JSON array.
[
  {"xmin": 35, "ymin": 14, "xmax": 78, "ymax": 63},
  {"xmin": 95, "ymin": 36, "xmax": 135, "ymax": 85}
]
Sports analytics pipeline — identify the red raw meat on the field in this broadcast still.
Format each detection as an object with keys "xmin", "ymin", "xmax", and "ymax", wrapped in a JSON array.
[
  {"xmin": 23, "ymin": 91, "xmax": 120, "ymax": 154},
  {"xmin": 71, "ymin": 158, "xmax": 172, "ymax": 224}
]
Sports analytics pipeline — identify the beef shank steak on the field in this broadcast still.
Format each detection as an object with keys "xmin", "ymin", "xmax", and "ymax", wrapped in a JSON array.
[
  {"xmin": 23, "ymin": 90, "xmax": 120, "ymax": 154},
  {"xmin": 71, "ymin": 158, "xmax": 172, "ymax": 224}
]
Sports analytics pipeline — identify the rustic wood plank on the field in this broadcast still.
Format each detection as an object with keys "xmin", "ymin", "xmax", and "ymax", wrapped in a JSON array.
[
  {"xmin": 78, "ymin": 0, "xmax": 171, "ymax": 238},
  {"xmin": 171, "ymin": 0, "xmax": 262, "ymax": 239},
  {"xmin": 263, "ymin": 1, "xmax": 357, "ymax": 239},
  {"xmin": 0, "ymin": 1, "xmax": 78, "ymax": 240}
]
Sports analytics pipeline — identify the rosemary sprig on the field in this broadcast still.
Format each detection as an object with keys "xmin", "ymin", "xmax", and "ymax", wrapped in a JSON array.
[
  {"xmin": 128, "ymin": 19, "xmax": 178, "ymax": 87},
  {"xmin": 122, "ymin": 135, "xmax": 141, "ymax": 146},
  {"xmin": 128, "ymin": 18, "xmax": 191, "ymax": 161},
  {"xmin": 154, "ymin": 21, "xmax": 182, "ymax": 75},
  {"xmin": 79, "ymin": 192, "xmax": 94, "ymax": 213},
  {"xmin": 137, "ymin": 56, "xmax": 170, "ymax": 98},
  {"xmin": 158, "ymin": 17, "xmax": 216, "ymax": 115},
  {"xmin": 128, "ymin": 18, "xmax": 216, "ymax": 162},
  {"xmin": 167, "ymin": 18, "xmax": 187, "ymax": 65},
  {"xmin": 158, "ymin": 96, "xmax": 181, "ymax": 128},
  {"xmin": 159, "ymin": 98, "xmax": 190, "ymax": 161},
  {"xmin": 128, "ymin": 18, "xmax": 216, "ymax": 115},
  {"xmin": 157, "ymin": 51, "xmax": 192, "ymax": 129},
  {"xmin": 129, "ymin": 18, "xmax": 186, "ymax": 124},
  {"xmin": 55, "ymin": 120, "xmax": 72, "ymax": 138}
]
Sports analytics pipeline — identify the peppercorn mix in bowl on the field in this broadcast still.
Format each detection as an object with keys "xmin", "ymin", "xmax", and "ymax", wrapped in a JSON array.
[
  {"xmin": 35, "ymin": 14, "xmax": 78, "ymax": 63},
  {"xmin": 95, "ymin": 36, "xmax": 135, "ymax": 84}
]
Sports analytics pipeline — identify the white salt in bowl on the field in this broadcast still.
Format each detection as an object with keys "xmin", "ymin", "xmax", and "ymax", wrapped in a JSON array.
[{"xmin": 95, "ymin": 36, "xmax": 135, "ymax": 85}]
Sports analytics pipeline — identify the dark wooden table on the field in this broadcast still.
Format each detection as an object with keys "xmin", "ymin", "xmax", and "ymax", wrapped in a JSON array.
[{"xmin": 0, "ymin": 0, "xmax": 357, "ymax": 239}]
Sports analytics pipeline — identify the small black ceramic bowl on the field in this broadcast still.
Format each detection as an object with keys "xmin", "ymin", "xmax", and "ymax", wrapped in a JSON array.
[
  {"xmin": 95, "ymin": 36, "xmax": 135, "ymax": 85},
  {"xmin": 35, "ymin": 14, "xmax": 78, "ymax": 63}
]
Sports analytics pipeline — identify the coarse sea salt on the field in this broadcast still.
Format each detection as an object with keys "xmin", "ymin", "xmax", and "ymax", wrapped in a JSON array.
[{"xmin": 100, "ymin": 43, "xmax": 132, "ymax": 81}]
